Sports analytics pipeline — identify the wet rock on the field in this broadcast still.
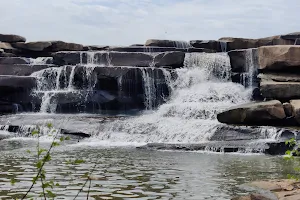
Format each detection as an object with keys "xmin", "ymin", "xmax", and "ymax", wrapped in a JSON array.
[
  {"xmin": 60, "ymin": 129, "xmax": 90, "ymax": 138},
  {"xmin": 228, "ymin": 49, "xmax": 258, "ymax": 73},
  {"xmin": 47, "ymin": 41, "xmax": 84, "ymax": 52},
  {"xmin": 280, "ymin": 32, "xmax": 300, "ymax": 40},
  {"xmin": 217, "ymin": 100, "xmax": 286, "ymax": 125},
  {"xmin": 0, "ymin": 57, "xmax": 30, "ymax": 64},
  {"xmin": 0, "ymin": 102, "xmax": 19, "ymax": 114},
  {"xmin": 13, "ymin": 41, "xmax": 52, "ymax": 51},
  {"xmin": 108, "ymin": 46, "xmax": 177, "ymax": 52},
  {"xmin": 0, "ymin": 34, "xmax": 26, "ymax": 43},
  {"xmin": 283, "ymin": 103, "xmax": 293, "ymax": 117},
  {"xmin": 145, "ymin": 39, "xmax": 191, "ymax": 48},
  {"xmin": 0, "ymin": 52, "xmax": 17, "ymax": 57},
  {"xmin": 0, "ymin": 76, "xmax": 36, "ymax": 89},
  {"xmin": 186, "ymin": 48, "xmax": 216, "ymax": 53},
  {"xmin": 0, "ymin": 64, "xmax": 53, "ymax": 76},
  {"xmin": 260, "ymin": 80, "xmax": 300, "ymax": 100},
  {"xmin": 258, "ymin": 45, "xmax": 300, "ymax": 71},
  {"xmin": 53, "ymin": 51, "xmax": 185, "ymax": 68},
  {"xmin": 219, "ymin": 36, "xmax": 293, "ymax": 51},
  {"xmin": 190, "ymin": 40, "xmax": 222, "ymax": 52},
  {"xmin": 232, "ymin": 194, "xmax": 272, "ymax": 200}
]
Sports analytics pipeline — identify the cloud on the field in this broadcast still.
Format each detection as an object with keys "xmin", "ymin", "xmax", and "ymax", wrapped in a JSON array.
[{"xmin": 1, "ymin": 0, "xmax": 300, "ymax": 45}]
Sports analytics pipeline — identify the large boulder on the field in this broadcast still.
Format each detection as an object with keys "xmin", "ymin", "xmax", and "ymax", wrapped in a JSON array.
[
  {"xmin": 219, "ymin": 36, "xmax": 293, "ymax": 51},
  {"xmin": 190, "ymin": 40, "xmax": 222, "ymax": 52},
  {"xmin": 0, "ymin": 34, "xmax": 26, "ymax": 43},
  {"xmin": 53, "ymin": 51, "xmax": 185, "ymax": 68},
  {"xmin": 260, "ymin": 80, "xmax": 300, "ymax": 100},
  {"xmin": 145, "ymin": 39, "xmax": 191, "ymax": 48},
  {"xmin": 13, "ymin": 41, "xmax": 52, "ymax": 51},
  {"xmin": 258, "ymin": 45, "xmax": 300, "ymax": 71},
  {"xmin": 228, "ymin": 49, "xmax": 258, "ymax": 72},
  {"xmin": 217, "ymin": 100, "xmax": 286, "ymax": 125}
]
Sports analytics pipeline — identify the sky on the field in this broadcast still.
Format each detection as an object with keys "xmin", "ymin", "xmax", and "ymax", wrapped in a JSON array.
[{"xmin": 1, "ymin": 0, "xmax": 300, "ymax": 45}]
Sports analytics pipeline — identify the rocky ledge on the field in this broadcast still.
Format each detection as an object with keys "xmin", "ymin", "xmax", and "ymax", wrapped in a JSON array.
[
  {"xmin": 218, "ymin": 45, "xmax": 300, "ymax": 133},
  {"xmin": 232, "ymin": 179, "xmax": 300, "ymax": 200}
]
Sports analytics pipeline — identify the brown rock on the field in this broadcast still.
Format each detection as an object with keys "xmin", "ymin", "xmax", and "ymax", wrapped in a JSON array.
[
  {"xmin": 260, "ymin": 80, "xmax": 300, "ymax": 99},
  {"xmin": 217, "ymin": 100, "xmax": 286, "ymax": 125},
  {"xmin": 219, "ymin": 36, "xmax": 293, "ymax": 51},
  {"xmin": 258, "ymin": 73, "xmax": 300, "ymax": 82},
  {"xmin": 258, "ymin": 45, "xmax": 300, "ymax": 71},
  {"xmin": 232, "ymin": 194, "xmax": 271, "ymax": 200},
  {"xmin": 0, "ymin": 34, "xmax": 26, "ymax": 43},
  {"xmin": 13, "ymin": 41, "xmax": 52, "ymax": 51},
  {"xmin": 0, "ymin": 42, "xmax": 15, "ymax": 50},
  {"xmin": 290, "ymin": 100, "xmax": 300, "ymax": 124},
  {"xmin": 283, "ymin": 103, "xmax": 294, "ymax": 117},
  {"xmin": 49, "ymin": 41, "xmax": 84, "ymax": 52}
]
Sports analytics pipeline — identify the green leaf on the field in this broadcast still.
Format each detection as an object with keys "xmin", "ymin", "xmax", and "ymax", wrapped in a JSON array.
[
  {"xmin": 38, "ymin": 148, "xmax": 47, "ymax": 156},
  {"xmin": 42, "ymin": 182, "xmax": 51, "ymax": 189},
  {"xmin": 32, "ymin": 176, "xmax": 38, "ymax": 184},
  {"xmin": 65, "ymin": 136, "xmax": 71, "ymax": 141},
  {"xmin": 10, "ymin": 178, "xmax": 16, "ymax": 186},
  {"xmin": 43, "ymin": 154, "xmax": 52, "ymax": 162},
  {"xmin": 47, "ymin": 123, "xmax": 53, "ymax": 129},
  {"xmin": 53, "ymin": 142, "xmax": 60, "ymax": 147},
  {"xmin": 60, "ymin": 137, "xmax": 64, "ymax": 142},
  {"xmin": 74, "ymin": 159, "xmax": 85, "ymax": 165},
  {"xmin": 36, "ymin": 160, "xmax": 43, "ymax": 169},
  {"xmin": 32, "ymin": 129, "xmax": 39, "ymax": 136},
  {"xmin": 55, "ymin": 183, "xmax": 60, "ymax": 186},
  {"xmin": 82, "ymin": 172, "xmax": 89, "ymax": 178},
  {"xmin": 46, "ymin": 190, "xmax": 56, "ymax": 198},
  {"xmin": 26, "ymin": 150, "xmax": 31, "ymax": 154}
]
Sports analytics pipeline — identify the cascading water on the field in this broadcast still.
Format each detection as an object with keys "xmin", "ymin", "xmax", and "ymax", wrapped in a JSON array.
[
  {"xmin": 79, "ymin": 53, "xmax": 273, "ymax": 145},
  {"xmin": 240, "ymin": 48, "xmax": 258, "ymax": 88}
]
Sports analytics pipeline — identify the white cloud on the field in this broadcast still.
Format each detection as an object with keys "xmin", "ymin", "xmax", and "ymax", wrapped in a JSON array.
[{"xmin": 1, "ymin": 0, "xmax": 299, "ymax": 45}]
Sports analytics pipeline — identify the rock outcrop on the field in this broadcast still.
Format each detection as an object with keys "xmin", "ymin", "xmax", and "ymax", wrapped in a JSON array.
[
  {"xmin": 0, "ymin": 34, "xmax": 26, "ymax": 43},
  {"xmin": 219, "ymin": 35, "xmax": 294, "ymax": 51},
  {"xmin": 217, "ymin": 100, "xmax": 286, "ymax": 125},
  {"xmin": 258, "ymin": 45, "xmax": 300, "ymax": 71}
]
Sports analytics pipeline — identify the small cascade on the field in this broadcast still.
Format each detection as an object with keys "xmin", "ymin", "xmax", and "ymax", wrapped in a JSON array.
[
  {"xmin": 240, "ymin": 49, "xmax": 258, "ymax": 88},
  {"xmin": 219, "ymin": 41, "xmax": 227, "ymax": 52},
  {"xmin": 30, "ymin": 57, "xmax": 53, "ymax": 65},
  {"xmin": 174, "ymin": 41, "xmax": 191, "ymax": 49}
]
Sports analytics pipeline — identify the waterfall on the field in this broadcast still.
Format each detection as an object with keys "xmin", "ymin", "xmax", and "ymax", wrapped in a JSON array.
[
  {"xmin": 80, "ymin": 53, "xmax": 266, "ymax": 144},
  {"xmin": 240, "ymin": 49, "xmax": 257, "ymax": 88},
  {"xmin": 219, "ymin": 41, "xmax": 227, "ymax": 52},
  {"xmin": 174, "ymin": 41, "xmax": 191, "ymax": 49}
]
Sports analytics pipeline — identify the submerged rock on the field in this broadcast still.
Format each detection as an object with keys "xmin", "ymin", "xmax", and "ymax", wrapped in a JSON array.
[{"xmin": 217, "ymin": 100, "xmax": 286, "ymax": 125}]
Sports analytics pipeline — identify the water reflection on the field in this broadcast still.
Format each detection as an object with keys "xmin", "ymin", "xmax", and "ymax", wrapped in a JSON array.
[{"xmin": 0, "ymin": 140, "xmax": 296, "ymax": 200}]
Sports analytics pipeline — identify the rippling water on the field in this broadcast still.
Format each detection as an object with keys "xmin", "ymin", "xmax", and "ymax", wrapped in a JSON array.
[{"xmin": 0, "ymin": 138, "xmax": 295, "ymax": 200}]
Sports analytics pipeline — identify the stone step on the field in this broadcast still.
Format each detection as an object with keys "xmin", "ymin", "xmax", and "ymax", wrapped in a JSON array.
[
  {"xmin": 52, "ymin": 51, "xmax": 185, "ymax": 68},
  {"xmin": 0, "ymin": 64, "xmax": 54, "ymax": 76},
  {"xmin": 138, "ymin": 140, "xmax": 293, "ymax": 155},
  {"xmin": 0, "ymin": 75, "xmax": 36, "ymax": 89}
]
